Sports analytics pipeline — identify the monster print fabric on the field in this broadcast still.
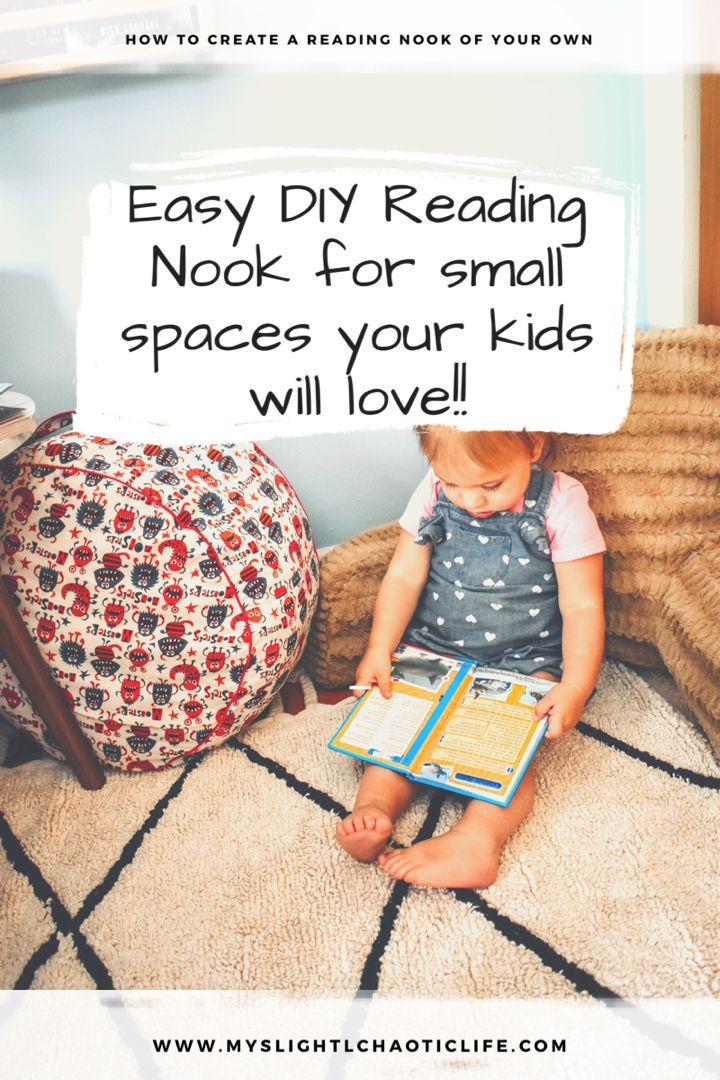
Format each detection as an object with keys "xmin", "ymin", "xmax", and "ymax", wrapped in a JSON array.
[{"xmin": 0, "ymin": 417, "xmax": 318, "ymax": 771}]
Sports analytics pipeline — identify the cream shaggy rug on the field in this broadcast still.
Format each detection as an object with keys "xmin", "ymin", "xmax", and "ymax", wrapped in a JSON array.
[{"xmin": 0, "ymin": 660, "xmax": 718, "ymax": 1007}]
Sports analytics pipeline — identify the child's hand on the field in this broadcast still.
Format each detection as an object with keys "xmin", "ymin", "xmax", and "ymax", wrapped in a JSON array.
[
  {"xmin": 354, "ymin": 647, "xmax": 392, "ymax": 699},
  {"xmin": 534, "ymin": 682, "xmax": 588, "ymax": 739}
]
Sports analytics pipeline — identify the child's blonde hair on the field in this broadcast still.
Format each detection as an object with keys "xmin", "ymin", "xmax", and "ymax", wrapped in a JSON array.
[{"xmin": 415, "ymin": 427, "xmax": 556, "ymax": 471}]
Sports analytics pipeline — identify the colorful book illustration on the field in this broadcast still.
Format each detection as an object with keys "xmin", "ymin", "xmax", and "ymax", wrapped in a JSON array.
[{"xmin": 329, "ymin": 643, "xmax": 550, "ymax": 808}]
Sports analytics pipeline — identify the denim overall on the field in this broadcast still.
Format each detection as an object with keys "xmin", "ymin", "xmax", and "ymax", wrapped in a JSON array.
[{"xmin": 407, "ymin": 467, "xmax": 563, "ymax": 677}]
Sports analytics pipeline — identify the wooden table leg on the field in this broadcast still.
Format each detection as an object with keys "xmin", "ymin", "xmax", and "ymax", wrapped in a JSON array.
[{"xmin": 0, "ymin": 579, "xmax": 105, "ymax": 789}]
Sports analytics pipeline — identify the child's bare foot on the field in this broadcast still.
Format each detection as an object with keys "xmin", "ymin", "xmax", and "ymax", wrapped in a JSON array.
[
  {"xmin": 378, "ymin": 824, "xmax": 501, "ymax": 888},
  {"xmin": 336, "ymin": 807, "xmax": 393, "ymax": 863}
]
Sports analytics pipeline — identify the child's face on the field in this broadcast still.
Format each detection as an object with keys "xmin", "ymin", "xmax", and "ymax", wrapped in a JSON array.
[{"xmin": 431, "ymin": 449, "xmax": 535, "ymax": 516}]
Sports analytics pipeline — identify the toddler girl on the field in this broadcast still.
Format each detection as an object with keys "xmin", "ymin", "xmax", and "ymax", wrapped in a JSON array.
[{"xmin": 336, "ymin": 427, "xmax": 605, "ymax": 888}]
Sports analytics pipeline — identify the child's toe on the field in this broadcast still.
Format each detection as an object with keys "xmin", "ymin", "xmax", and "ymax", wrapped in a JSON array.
[{"xmin": 380, "ymin": 851, "xmax": 409, "ymax": 877}]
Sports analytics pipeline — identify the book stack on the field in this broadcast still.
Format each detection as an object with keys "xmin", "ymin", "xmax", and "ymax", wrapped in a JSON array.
[{"xmin": 0, "ymin": 388, "xmax": 36, "ymax": 454}]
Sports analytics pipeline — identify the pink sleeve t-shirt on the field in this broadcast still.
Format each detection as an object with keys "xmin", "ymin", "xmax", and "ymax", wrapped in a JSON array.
[{"xmin": 399, "ymin": 469, "xmax": 606, "ymax": 563}]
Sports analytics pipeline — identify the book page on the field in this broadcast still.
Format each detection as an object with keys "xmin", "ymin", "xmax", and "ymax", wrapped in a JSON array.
[
  {"xmin": 413, "ymin": 670, "xmax": 548, "ymax": 796},
  {"xmin": 340, "ymin": 690, "xmax": 436, "ymax": 760},
  {"xmin": 331, "ymin": 643, "xmax": 464, "ymax": 765}
]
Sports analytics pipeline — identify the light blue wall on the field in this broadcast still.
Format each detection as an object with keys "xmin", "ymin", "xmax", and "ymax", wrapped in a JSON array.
[{"xmin": 0, "ymin": 71, "xmax": 645, "ymax": 546}]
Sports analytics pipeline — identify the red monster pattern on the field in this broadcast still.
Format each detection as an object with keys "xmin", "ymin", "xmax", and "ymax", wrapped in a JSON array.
[{"xmin": 0, "ymin": 419, "xmax": 318, "ymax": 770}]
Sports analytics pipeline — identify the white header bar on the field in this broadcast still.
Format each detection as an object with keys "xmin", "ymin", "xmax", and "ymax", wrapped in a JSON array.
[{"xmin": 2, "ymin": 1, "xmax": 720, "ymax": 76}]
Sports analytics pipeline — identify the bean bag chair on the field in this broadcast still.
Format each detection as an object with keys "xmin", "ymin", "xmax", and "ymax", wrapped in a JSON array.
[{"xmin": 0, "ymin": 414, "xmax": 318, "ymax": 770}]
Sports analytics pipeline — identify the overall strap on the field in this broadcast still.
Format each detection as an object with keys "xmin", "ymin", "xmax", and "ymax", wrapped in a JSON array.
[{"xmin": 524, "ymin": 465, "xmax": 555, "ymax": 516}]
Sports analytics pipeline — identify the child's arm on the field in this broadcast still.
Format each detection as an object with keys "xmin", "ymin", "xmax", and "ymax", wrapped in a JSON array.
[
  {"xmin": 354, "ymin": 531, "xmax": 432, "ymax": 699},
  {"xmin": 534, "ymin": 553, "xmax": 605, "ymax": 739}
]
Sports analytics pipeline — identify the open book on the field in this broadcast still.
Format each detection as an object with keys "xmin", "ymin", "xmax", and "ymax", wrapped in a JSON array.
[{"xmin": 329, "ymin": 643, "xmax": 549, "ymax": 807}]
